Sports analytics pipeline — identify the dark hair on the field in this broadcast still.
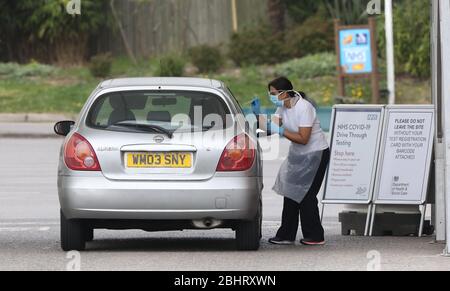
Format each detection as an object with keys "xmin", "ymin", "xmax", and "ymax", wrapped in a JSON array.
[
  {"xmin": 268, "ymin": 77, "xmax": 294, "ymax": 96},
  {"xmin": 269, "ymin": 76, "xmax": 303, "ymax": 98},
  {"xmin": 268, "ymin": 76, "xmax": 316, "ymax": 107}
]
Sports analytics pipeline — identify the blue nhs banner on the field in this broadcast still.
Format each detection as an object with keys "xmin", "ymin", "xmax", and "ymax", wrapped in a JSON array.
[{"xmin": 339, "ymin": 28, "xmax": 373, "ymax": 74}]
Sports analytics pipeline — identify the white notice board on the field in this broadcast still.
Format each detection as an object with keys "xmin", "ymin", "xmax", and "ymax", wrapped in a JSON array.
[
  {"xmin": 373, "ymin": 105, "xmax": 435, "ymax": 205},
  {"xmin": 322, "ymin": 105, "xmax": 385, "ymax": 204}
]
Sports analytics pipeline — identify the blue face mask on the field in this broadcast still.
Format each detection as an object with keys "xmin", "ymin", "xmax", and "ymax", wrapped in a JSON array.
[{"xmin": 269, "ymin": 93, "xmax": 284, "ymax": 107}]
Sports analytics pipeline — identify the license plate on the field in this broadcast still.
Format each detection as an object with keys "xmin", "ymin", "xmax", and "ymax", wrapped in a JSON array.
[{"xmin": 126, "ymin": 152, "xmax": 192, "ymax": 168}]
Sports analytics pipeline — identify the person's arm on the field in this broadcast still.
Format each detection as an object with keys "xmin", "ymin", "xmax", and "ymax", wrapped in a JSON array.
[{"xmin": 283, "ymin": 127, "xmax": 312, "ymax": 145}]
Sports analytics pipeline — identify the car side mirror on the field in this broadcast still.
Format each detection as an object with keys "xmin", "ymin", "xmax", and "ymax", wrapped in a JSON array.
[{"xmin": 54, "ymin": 121, "xmax": 75, "ymax": 136}]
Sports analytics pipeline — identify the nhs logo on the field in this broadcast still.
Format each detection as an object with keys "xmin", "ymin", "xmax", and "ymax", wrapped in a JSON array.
[{"xmin": 344, "ymin": 48, "xmax": 367, "ymax": 64}]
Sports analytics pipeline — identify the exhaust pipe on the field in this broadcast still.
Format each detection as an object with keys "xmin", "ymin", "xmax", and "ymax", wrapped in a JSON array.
[{"xmin": 192, "ymin": 218, "xmax": 223, "ymax": 229}]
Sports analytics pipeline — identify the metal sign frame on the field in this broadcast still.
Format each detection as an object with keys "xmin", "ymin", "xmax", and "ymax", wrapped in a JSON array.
[{"xmin": 321, "ymin": 105, "xmax": 385, "ymax": 236}]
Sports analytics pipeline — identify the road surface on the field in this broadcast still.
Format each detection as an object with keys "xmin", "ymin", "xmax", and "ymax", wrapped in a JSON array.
[{"xmin": 0, "ymin": 137, "xmax": 448, "ymax": 271}]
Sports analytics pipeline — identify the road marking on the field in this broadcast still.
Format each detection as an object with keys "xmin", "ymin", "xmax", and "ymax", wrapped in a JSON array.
[
  {"xmin": 0, "ymin": 192, "xmax": 42, "ymax": 195},
  {"xmin": 0, "ymin": 227, "xmax": 32, "ymax": 232},
  {"xmin": 0, "ymin": 222, "xmax": 58, "ymax": 226},
  {"xmin": 0, "ymin": 226, "xmax": 52, "ymax": 232}
]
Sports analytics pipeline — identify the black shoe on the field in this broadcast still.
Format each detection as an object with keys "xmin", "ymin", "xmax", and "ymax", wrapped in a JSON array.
[
  {"xmin": 268, "ymin": 237, "xmax": 295, "ymax": 245},
  {"xmin": 300, "ymin": 238, "xmax": 325, "ymax": 246}
]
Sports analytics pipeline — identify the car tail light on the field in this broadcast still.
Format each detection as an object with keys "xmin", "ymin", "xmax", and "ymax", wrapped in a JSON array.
[
  {"xmin": 217, "ymin": 134, "xmax": 256, "ymax": 172},
  {"xmin": 64, "ymin": 133, "xmax": 101, "ymax": 171}
]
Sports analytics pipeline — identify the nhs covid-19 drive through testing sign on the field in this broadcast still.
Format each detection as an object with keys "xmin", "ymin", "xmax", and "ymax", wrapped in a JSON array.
[{"xmin": 339, "ymin": 28, "xmax": 373, "ymax": 74}]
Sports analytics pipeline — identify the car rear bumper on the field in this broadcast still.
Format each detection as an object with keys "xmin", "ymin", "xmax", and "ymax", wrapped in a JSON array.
[{"xmin": 58, "ymin": 174, "xmax": 261, "ymax": 221}]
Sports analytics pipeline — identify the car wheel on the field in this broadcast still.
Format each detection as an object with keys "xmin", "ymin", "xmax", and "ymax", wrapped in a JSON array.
[
  {"xmin": 60, "ymin": 210, "xmax": 86, "ymax": 251},
  {"xmin": 236, "ymin": 203, "xmax": 262, "ymax": 251}
]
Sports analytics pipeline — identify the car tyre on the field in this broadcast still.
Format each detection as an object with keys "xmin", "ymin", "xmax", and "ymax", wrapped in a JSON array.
[
  {"xmin": 236, "ymin": 202, "xmax": 262, "ymax": 251},
  {"xmin": 61, "ymin": 210, "xmax": 86, "ymax": 251}
]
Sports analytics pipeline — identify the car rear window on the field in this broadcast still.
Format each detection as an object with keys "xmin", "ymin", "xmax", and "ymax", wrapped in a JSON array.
[{"xmin": 86, "ymin": 91, "xmax": 232, "ymax": 133}]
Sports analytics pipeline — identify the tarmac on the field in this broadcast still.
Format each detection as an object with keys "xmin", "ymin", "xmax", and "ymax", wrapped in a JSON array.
[
  {"xmin": 0, "ymin": 114, "xmax": 72, "ymax": 138},
  {"xmin": 0, "ymin": 114, "xmax": 449, "ymax": 270}
]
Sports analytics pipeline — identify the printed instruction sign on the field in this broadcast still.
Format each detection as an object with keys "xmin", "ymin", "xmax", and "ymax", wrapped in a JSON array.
[
  {"xmin": 374, "ymin": 106, "xmax": 435, "ymax": 204},
  {"xmin": 323, "ymin": 106, "xmax": 384, "ymax": 203}
]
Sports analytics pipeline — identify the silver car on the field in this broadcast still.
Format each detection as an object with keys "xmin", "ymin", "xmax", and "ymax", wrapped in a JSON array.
[{"xmin": 55, "ymin": 78, "xmax": 263, "ymax": 251}]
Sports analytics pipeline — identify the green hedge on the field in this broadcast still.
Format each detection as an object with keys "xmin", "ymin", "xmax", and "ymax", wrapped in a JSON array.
[
  {"xmin": 275, "ymin": 53, "xmax": 336, "ymax": 79},
  {"xmin": 156, "ymin": 54, "xmax": 186, "ymax": 77},
  {"xmin": 89, "ymin": 53, "xmax": 112, "ymax": 78},
  {"xmin": 285, "ymin": 13, "xmax": 334, "ymax": 58},
  {"xmin": 228, "ymin": 25, "xmax": 289, "ymax": 66},
  {"xmin": 188, "ymin": 45, "xmax": 224, "ymax": 73},
  {"xmin": 0, "ymin": 62, "xmax": 57, "ymax": 78}
]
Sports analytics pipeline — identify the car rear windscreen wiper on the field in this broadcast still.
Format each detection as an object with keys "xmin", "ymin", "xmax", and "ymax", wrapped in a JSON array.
[
  {"xmin": 202, "ymin": 121, "xmax": 217, "ymax": 131},
  {"xmin": 108, "ymin": 122, "xmax": 174, "ymax": 138}
]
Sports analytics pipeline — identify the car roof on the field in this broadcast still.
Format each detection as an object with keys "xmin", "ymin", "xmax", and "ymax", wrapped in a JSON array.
[{"xmin": 98, "ymin": 77, "xmax": 225, "ymax": 90}]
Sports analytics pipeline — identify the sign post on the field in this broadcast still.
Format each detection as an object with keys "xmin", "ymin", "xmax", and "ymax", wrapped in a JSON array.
[
  {"xmin": 370, "ymin": 105, "xmax": 435, "ymax": 237},
  {"xmin": 321, "ymin": 105, "xmax": 385, "ymax": 236},
  {"xmin": 431, "ymin": 0, "xmax": 446, "ymax": 243},
  {"xmin": 385, "ymin": 0, "xmax": 396, "ymax": 105},
  {"xmin": 439, "ymin": 0, "xmax": 450, "ymax": 256},
  {"xmin": 335, "ymin": 18, "xmax": 380, "ymax": 104}
]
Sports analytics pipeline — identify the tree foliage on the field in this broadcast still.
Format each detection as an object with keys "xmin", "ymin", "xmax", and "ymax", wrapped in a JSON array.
[
  {"xmin": 228, "ymin": 25, "xmax": 289, "ymax": 66},
  {"xmin": 378, "ymin": 0, "xmax": 430, "ymax": 78},
  {"xmin": 267, "ymin": 0, "xmax": 286, "ymax": 33},
  {"xmin": 285, "ymin": 0, "xmax": 371, "ymax": 25},
  {"xmin": 0, "ymin": 0, "xmax": 109, "ymax": 64},
  {"xmin": 322, "ymin": 0, "xmax": 371, "ymax": 25},
  {"xmin": 21, "ymin": 0, "xmax": 107, "ymax": 41},
  {"xmin": 284, "ymin": 0, "xmax": 430, "ymax": 78},
  {"xmin": 284, "ymin": 0, "xmax": 321, "ymax": 24}
]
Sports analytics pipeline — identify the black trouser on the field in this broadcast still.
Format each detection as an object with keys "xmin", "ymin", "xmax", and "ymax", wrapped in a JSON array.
[{"xmin": 276, "ymin": 148, "xmax": 330, "ymax": 241}]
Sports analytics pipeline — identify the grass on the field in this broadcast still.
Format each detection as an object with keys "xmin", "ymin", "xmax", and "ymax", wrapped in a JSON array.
[{"xmin": 0, "ymin": 57, "xmax": 431, "ymax": 114}]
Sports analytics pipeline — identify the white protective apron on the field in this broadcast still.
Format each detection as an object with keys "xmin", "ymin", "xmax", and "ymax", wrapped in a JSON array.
[{"xmin": 272, "ymin": 144, "xmax": 323, "ymax": 204}]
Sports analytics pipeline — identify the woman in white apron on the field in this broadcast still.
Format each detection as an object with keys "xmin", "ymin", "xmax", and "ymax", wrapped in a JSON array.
[{"xmin": 263, "ymin": 77, "xmax": 330, "ymax": 246}]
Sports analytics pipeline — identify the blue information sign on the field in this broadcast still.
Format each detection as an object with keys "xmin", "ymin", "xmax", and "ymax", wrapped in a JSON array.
[{"xmin": 339, "ymin": 28, "xmax": 373, "ymax": 74}]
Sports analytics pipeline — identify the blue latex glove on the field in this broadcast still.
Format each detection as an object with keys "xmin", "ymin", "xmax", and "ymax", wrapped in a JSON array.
[
  {"xmin": 251, "ymin": 96, "xmax": 261, "ymax": 115},
  {"xmin": 268, "ymin": 121, "xmax": 285, "ymax": 136}
]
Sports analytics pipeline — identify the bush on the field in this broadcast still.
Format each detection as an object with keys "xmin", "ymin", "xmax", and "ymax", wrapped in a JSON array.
[
  {"xmin": 89, "ymin": 53, "xmax": 112, "ymax": 78},
  {"xmin": 284, "ymin": 13, "xmax": 334, "ymax": 58},
  {"xmin": 228, "ymin": 25, "xmax": 289, "ymax": 66},
  {"xmin": 1, "ymin": 1, "xmax": 110, "ymax": 64},
  {"xmin": 0, "ymin": 62, "xmax": 57, "ymax": 78},
  {"xmin": 275, "ymin": 53, "xmax": 336, "ymax": 79},
  {"xmin": 284, "ymin": 0, "xmax": 321, "ymax": 24},
  {"xmin": 324, "ymin": 0, "xmax": 370, "ymax": 25},
  {"xmin": 188, "ymin": 45, "xmax": 224, "ymax": 73},
  {"xmin": 156, "ymin": 54, "xmax": 185, "ymax": 77},
  {"xmin": 378, "ymin": 0, "xmax": 430, "ymax": 78}
]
